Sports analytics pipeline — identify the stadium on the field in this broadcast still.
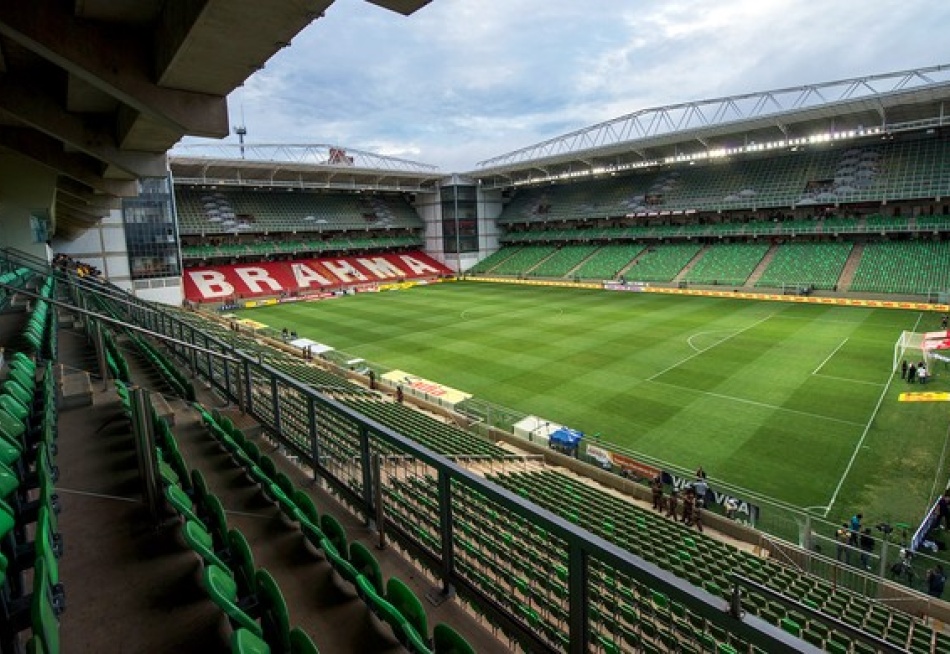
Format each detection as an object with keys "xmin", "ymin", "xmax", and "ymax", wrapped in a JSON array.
[{"xmin": 0, "ymin": 2, "xmax": 950, "ymax": 653}]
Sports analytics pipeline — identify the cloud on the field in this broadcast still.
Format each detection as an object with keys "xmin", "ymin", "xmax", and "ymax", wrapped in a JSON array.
[{"xmin": 178, "ymin": 0, "xmax": 950, "ymax": 172}]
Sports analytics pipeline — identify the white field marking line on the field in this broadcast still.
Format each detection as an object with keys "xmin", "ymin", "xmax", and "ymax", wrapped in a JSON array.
[
  {"xmin": 647, "ymin": 379, "xmax": 866, "ymax": 428},
  {"xmin": 823, "ymin": 311, "xmax": 924, "ymax": 518},
  {"xmin": 804, "ymin": 505, "xmax": 830, "ymax": 513},
  {"xmin": 812, "ymin": 373, "xmax": 885, "ymax": 387},
  {"xmin": 686, "ymin": 330, "xmax": 738, "ymax": 353},
  {"xmin": 812, "ymin": 337, "xmax": 849, "ymax": 375},
  {"xmin": 647, "ymin": 311, "xmax": 778, "ymax": 381}
]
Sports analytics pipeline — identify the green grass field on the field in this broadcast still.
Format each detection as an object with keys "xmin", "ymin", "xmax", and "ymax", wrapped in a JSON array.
[{"xmin": 236, "ymin": 281, "xmax": 950, "ymax": 529}]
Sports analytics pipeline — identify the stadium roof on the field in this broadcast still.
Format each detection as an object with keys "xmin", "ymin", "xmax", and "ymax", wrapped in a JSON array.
[
  {"xmin": 0, "ymin": 0, "xmax": 431, "ymax": 238},
  {"xmin": 170, "ymin": 143, "xmax": 444, "ymax": 194},
  {"xmin": 471, "ymin": 64, "xmax": 950, "ymax": 189}
]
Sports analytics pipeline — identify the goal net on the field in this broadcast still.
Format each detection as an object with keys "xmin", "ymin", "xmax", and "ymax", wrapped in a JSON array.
[
  {"xmin": 893, "ymin": 330, "xmax": 949, "ymax": 375},
  {"xmin": 893, "ymin": 331, "xmax": 926, "ymax": 373}
]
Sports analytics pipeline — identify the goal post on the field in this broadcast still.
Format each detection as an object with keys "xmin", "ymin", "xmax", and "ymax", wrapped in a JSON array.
[{"xmin": 893, "ymin": 330, "xmax": 930, "ymax": 373}]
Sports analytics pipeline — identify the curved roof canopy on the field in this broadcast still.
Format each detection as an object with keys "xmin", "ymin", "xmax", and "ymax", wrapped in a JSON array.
[
  {"xmin": 471, "ymin": 64, "xmax": 950, "ymax": 189},
  {"xmin": 170, "ymin": 143, "xmax": 443, "ymax": 193}
]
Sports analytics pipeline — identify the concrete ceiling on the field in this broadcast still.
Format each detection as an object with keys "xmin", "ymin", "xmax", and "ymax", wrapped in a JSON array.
[{"xmin": 0, "ymin": 0, "xmax": 333, "ymax": 239}]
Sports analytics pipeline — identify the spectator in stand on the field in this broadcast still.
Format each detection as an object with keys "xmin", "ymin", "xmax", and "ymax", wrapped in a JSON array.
[
  {"xmin": 927, "ymin": 565, "xmax": 946, "ymax": 598},
  {"xmin": 836, "ymin": 523, "xmax": 851, "ymax": 564},
  {"xmin": 693, "ymin": 500, "xmax": 704, "ymax": 533},
  {"xmin": 849, "ymin": 513, "xmax": 863, "ymax": 546},
  {"xmin": 939, "ymin": 490, "xmax": 950, "ymax": 529},
  {"xmin": 666, "ymin": 491, "xmax": 679, "ymax": 521},
  {"xmin": 692, "ymin": 477, "xmax": 709, "ymax": 508},
  {"xmin": 395, "ymin": 386, "xmax": 404, "ymax": 404},
  {"xmin": 859, "ymin": 528, "xmax": 875, "ymax": 570},
  {"xmin": 651, "ymin": 476, "xmax": 664, "ymax": 512},
  {"xmin": 681, "ymin": 488, "xmax": 696, "ymax": 526}
]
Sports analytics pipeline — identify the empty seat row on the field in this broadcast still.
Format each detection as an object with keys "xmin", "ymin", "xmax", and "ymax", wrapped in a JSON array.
[
  {"xmin": 192, "ymin": 404, "xmax": 475, "ymax": 654},
  {"xmin": 0, "ymin": 350, "xmax": 62, "ymax": 653}
]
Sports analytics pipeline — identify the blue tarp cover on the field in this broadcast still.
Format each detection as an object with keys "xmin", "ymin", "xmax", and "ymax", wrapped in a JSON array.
[{"xmin": 549, "ymin": 427, "xmax": 583, "ymax": 447}]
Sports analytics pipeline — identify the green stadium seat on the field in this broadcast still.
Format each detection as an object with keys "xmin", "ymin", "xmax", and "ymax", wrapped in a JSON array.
[
  {"xmin": 203, "ymin": 564, "xmax": 262, "ymax": 637},
  {"xmin": 433, "ymin": 623, "xmax": 475, "ymax": 654},
  {"xmin": 350, "ymin": 541, "xmax": 385, "ymax": 596},
  {"xmin": 256, "ymin": 568, "xmax": 292, "ymax": 653},
  {"xmin": 289, "ymin": 627, "xmax": 319, "ymax": 654},
  {"xmin": 386, "ymin": 577, "xmax": 428, "ymax": 644},
  {"xmin": 232, "ymin": 628, "xmax": 270, "ymax": 654}
]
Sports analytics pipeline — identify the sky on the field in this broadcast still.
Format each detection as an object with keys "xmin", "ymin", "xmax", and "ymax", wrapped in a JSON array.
[{"xmin": 177, "ymin": 0, "xmax": 950, "ymax": 172}]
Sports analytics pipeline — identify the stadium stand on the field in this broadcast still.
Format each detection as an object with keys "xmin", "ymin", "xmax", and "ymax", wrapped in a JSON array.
[
  {"xmin": 682, "ymin": 242, "xmax": 771, "ymax": 286},
  {"xmin": 490, "ymin": 246, "xmax": 558, "ymax": 276},
  {"xmin": 754, "ymin": 242, "xmax": 854, "ymax": 291},
  {"xmin": 176, "ymin": 188, "xmax": 423, "ymax": 234},
  {"xmin": 527, "ymin": 244, "xmax": 599, "ymax": 278},
  {"xmin": 12, "ymin": 232, "xmax": 950, "ymax": 653},
  {"xmin": 625, "ymin": 243, "xmax": 703, "ymax": 282},
  {"xmin": 495, "ymin": 136, "xmax": 950, "ymax": 223},
  {"xmin": 465, "ymin": 248, "xmax": 519, "ymax": 275},
  {"xmin": 850, "ymin": 240, "xmax": 950, "ymax": 295},
  {"xmin": 573, "ymin": 243, "xmax": 646, "ymax": 280}
]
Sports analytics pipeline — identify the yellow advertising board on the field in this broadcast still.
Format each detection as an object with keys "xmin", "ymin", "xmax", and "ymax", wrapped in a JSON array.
[
  {"xmin": 465, "ymin": 277, "xmax": 949, "ymax": 312},
  {"xmin": 236, "ymin": 318, "xmax": 268, "ymax": 330},
  {"xmin": 898, "ymin": 392, "xmax": 950, "ymax": 403},
  {"xmin": 382, "ymin": 370, "xmax": 472, "ymax": 406}
]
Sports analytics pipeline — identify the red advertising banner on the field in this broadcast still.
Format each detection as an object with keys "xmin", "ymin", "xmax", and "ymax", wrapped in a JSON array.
[
  {"xmin": 183, "ymin": 251, "xmax": 452, "ymax": 302},
  {"xmin": 610, "ymin": 452, "xmax": 660, "ymax": 480}
]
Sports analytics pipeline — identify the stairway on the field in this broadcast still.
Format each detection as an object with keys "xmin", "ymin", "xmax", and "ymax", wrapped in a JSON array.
[
  {"xmin": 835, "ymin": 241, "xmax": 865, "ymax": 292},
  {"xmin": 673, "ymin": 244, "xmax": 710, "ymax": 283},
  {"xmin": 744, "ymin": 243, "xmax": 779, "ymax": 287}
]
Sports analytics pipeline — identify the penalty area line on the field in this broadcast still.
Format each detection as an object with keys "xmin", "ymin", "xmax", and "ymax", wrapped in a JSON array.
[
  {"xmin": 646, "ymin": 379, "xmax": 865, "ymax": 428},
  {"xmin": 823, "ymin": 311, "xmax": 924, "ymax": 518},
  {"xmin": 812, "ymin": 337, "xmax": 849, "ymax": 375},
  {"xmin": 812, "ymin": 373, "xmax": 885, "ymax": 387}
]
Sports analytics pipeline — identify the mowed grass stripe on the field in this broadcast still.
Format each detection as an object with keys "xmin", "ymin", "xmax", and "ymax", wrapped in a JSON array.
[{"xmin": 238, "ymin": 282, "xmax": 933, "ymax": 510}]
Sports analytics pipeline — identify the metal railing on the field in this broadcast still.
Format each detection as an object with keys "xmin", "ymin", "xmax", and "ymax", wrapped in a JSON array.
[
  {"xmin": 29, "ymin": 260, "xmax": 820, "ymax": 654},
  {"xmin": 5, "ymin": 248, "xmax": 931, "ymax": 652}
]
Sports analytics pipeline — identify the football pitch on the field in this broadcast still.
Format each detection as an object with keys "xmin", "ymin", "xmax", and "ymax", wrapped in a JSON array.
[{"xmin": 235, "ymin": 281, "xmax": 950, "ymax": 527}]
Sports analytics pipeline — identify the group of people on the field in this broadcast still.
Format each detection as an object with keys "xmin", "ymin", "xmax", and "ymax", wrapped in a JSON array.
[
  {"xmin": 831, "ymin": 512, "xmax": 947, "ymax": 599},
  {"xmin": 52, "ymin": 253, "xmax": 100, "ymax": 278},
  {"xmin": 834, "ymin": 512, "xmax": 875, "ymax": 570},
  {"xmin": 900, "ymin": 360, "xmax": 929, "ymax": 384},
  {"xmin": 651, "ymin": 466, "xmax": 708, "ymax": 532},
  {"xmin": 280, "ymin": 327, "xmax": 299, "ymax": 341}
]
